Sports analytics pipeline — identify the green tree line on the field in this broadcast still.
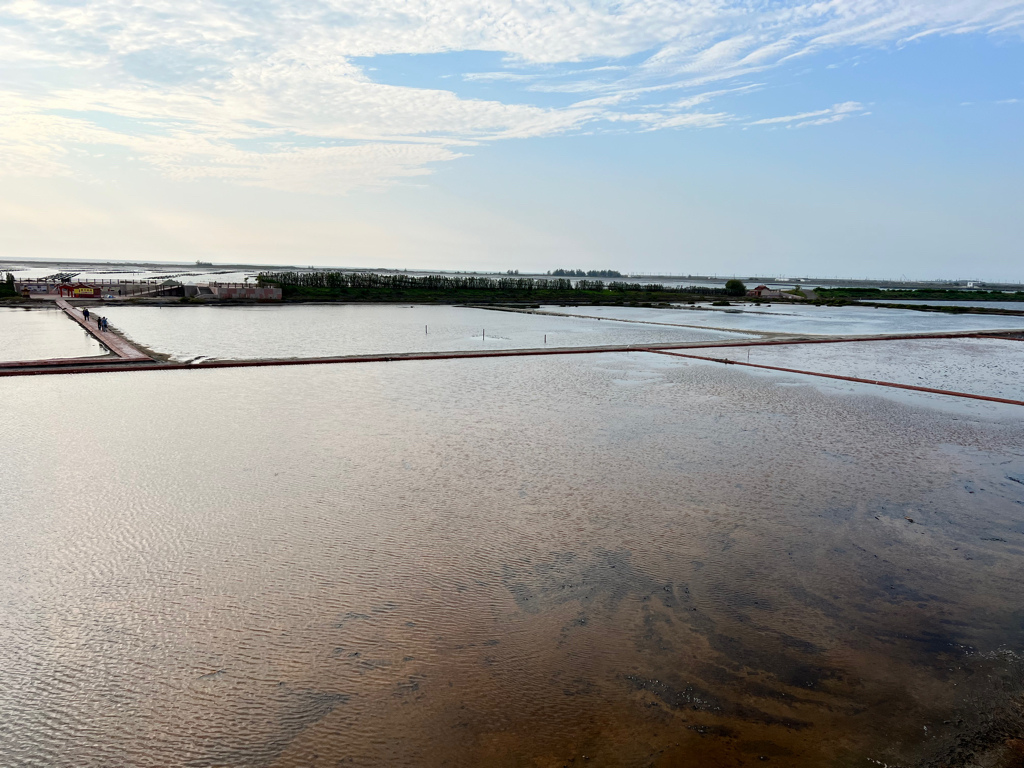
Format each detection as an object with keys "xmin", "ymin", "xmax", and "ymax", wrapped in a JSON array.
[{"xmin": 257, "ymin": 271, "xmax": 729, "ymax": 297}]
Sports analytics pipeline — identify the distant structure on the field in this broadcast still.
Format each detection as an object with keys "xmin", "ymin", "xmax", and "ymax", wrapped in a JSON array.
[
  {"xmin": 16, "ymin": 279, "xmax": 281, "ymax": 301},
  {"xmin": 747, "ymin": 285, "xmax": 787, "ymax": 299},
  {"xmin": 56, "ymin": 283, "xmax": 101, "ymax": 298}
]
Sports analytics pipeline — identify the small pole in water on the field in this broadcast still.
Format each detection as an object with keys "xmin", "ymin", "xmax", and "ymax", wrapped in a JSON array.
[
  {"xmin": 425, "ymin": 325, "xmax": 428, "ymax": 334},
  {"xmin": 544, "ymin": 334, "xmax": 547, "ymax": 344},
  {"xmin": 747, "ymin": 349, "xmax": 750, "ymax": 363},
  {"xmin": 482, "ymin": 329, "xmax": 485, "ymax": 341}
]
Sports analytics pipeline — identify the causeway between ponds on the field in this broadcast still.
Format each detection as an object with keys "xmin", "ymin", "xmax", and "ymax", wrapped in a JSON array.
[{"xmin": 3, "ymin": 323, "xmax": 1023, "ymax": 408}]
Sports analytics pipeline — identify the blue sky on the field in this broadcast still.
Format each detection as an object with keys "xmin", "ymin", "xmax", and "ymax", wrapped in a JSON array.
[{"xmin": 0, "ymin": 1, "xmax": 1022, "ymax": 279}]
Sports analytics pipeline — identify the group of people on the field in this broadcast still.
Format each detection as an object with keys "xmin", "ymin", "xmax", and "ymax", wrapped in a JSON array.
[{"xmin": 81, "ymin": 307, "xmax": 110, "ymax": 331}]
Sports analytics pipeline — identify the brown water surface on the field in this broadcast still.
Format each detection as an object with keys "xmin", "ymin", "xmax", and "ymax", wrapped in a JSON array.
[{"xmin": 1, "ymin": 353, "xmax": 1023, "ymax": 767}]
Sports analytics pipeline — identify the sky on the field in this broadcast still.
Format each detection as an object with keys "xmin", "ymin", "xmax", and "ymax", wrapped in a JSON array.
[{"xmin": 0, "ymin": 1, "xmax": 1022, "ymax": 280}]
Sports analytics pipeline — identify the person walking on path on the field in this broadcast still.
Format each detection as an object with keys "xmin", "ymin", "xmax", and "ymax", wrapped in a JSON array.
[{"xmin": 83, "ymin": 308, "xmax": 90, "ymax": 321}]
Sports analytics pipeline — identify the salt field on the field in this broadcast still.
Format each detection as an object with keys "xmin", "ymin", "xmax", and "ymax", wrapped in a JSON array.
[
  {"xmin": 2, "ymin": 298, "xmax": 1024, "ymax": 767},
  {"xmin": 697, "ymin": 337, "xmax": 1024, "ymax": 402},
  {"xmin": 0, "ymin": 307, "xmax": 106, "ymax": 362},
  {"xmin": 97, "ymin": 304, "xmax": 753, "ymax": 362},
  {"xmin": 2, "ymin": 263, "xmax": 262, "ymax": 285},
  {"xmin": 2, "ymin": 352, "xmax": 1023, "ymax": 767},
  {"xmin": 542, "ymin": 303, "xmax": 1024, "ymax": 335},
  {"xmin": 4, "ymin": 0, "xmax": 1023, "ymax": 761}
]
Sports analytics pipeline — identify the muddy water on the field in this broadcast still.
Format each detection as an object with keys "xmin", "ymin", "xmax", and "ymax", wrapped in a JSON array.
[{"xmin": 1, "ymin": 354, "xmax": 1023, "ymax": 767}]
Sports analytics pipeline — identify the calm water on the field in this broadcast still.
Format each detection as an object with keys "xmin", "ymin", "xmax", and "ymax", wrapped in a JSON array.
[
  {"xmin": 0, "ymin": 307, "xmax": 105, "ymax": 362},
  {"xmin": 2, "ymin": 354, "xmax": 1023, "ymax": 767},
  {"xmin": 702, "ymin": 337, "xmax": 1024, "ymax": 401},
  {"xmin": 99, "ymin": 304, "xmax": 750, "ymax": 362},
  {"xmin": 3, "ymin": 264, "xmax": 262, "ymax": 284},
  {"xmin": 542, "ymin": 303, "xmax": 1024, "ymax": 335}
]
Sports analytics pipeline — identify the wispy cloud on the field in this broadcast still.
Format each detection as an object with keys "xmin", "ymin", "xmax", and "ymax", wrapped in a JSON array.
[
  {"xmin": 748, "ymin": 101, "xmax": 869, "ymax": 127},
  {"xmin": 0, "ymin": 0, "xmax": 1021, "ymax": 192}
]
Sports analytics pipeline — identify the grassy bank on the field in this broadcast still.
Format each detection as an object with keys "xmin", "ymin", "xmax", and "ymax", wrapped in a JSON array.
[
  {"xmin": 818, "ymin": 287, "xmax": 1024, "ymax": 302},
  {"xmin": 856, "ymin": 301, "xmax": 1024, "ymax": 316}
]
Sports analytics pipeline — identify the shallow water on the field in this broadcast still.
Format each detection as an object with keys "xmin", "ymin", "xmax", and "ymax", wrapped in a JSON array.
[
  {"xmin": 3, "ymin": 263, "xmax": 262, "ymax": 284},
  {"xmin": 98, "ymin": 304, "xmax": 749, "ymax": 361},
  {"xmin": 541, "ymin": 303, "xmax": 1024, "ymax": 335},
  {"xmin": 696, "ymin": 337, "xmax": 1024, "ymax": 401},
  {"xmin": 2, "ymin": 354, "xmax": 1023, "ymax": 767},
  {"xmin": 0, "ymin": 307, "xmax": 106, "ymax": 361}
]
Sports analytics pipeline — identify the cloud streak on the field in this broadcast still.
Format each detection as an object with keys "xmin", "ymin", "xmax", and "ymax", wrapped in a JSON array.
[
  {"xmin": 748, "ymin": 101, "xmax": 869, "ymax": 127},
  {"xmin": 0, "ymin": 0, "xmax": 1021, "ymax": 191}
]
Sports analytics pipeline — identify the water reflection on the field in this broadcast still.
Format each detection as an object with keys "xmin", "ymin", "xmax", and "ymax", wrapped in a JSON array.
[
  {"xmin": 689, "ymin": 337, "xmax": 1024, "ymax": 401},
  {"xmin": 1, "ymin": 354, "xmax": 1022, "ymax": 766},
  {"xmin": 0, "ymin": 307, "xmax": 106, "ymax": 362},
  {"xmin": 99, "ymin": 304, "xmax": 751, "ymax": 362},
  {"xmin": 543, "ymin": 303, "xmax": 1024, "ymax": 335}
]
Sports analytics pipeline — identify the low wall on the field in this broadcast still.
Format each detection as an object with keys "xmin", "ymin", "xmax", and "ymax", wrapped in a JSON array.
[{"xmin": 210, "ymin": 286, "xmax": 282, "ymax": 301}]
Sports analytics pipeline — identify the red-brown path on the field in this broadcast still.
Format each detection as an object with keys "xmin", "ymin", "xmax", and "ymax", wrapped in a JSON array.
[
  {"xmin": 3, "ymin": 326, "xmax": 1024, "ymax": 409},
  {"xmin": 4, "ymin": 302, "xmax": 1024, "ymax": 406},
  {"xmin": 645, "ymin": 348, "xmax": 1024, "ymax": 407},
  {"xmin": 54, "ymin": 298, "xmax": 152, "ymax": 361}
]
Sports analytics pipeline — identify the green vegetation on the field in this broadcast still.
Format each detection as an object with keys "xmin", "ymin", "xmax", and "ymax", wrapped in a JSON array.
[
  {"xmin": 550, "ymin": 269, "xmax": 623, "ymax": 277},
  {"xmin": 257, "ymin": 271, "xmax": 732, "ymax": 303},
  {"xmin": 857, "ymin": 302, "xmax": 1024, "ymax": 316},
  {"xmin": 817, "ymin": 287, "xmax": 1024, "ymax": 302},
  {"xmin": 0, "ymin": 273, "xmax": 16, "ymax": 298},
  {"xmin": 724, "ymin": 279, "xmax": 747, "ymax": 297}
]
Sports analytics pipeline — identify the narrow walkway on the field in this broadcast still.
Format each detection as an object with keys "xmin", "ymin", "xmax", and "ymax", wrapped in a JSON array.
[
  {"xmin": 55, "ymin": 299, "xmax": 151, "ymax": 361},
  {"xmin": 3, "ymin": 329, "xmax": 1020, "ymax": 391}
]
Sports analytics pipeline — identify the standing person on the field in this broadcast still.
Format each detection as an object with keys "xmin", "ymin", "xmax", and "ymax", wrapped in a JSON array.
[{"xmin": 83, "ymin": 308, "xmax": 89, "ymax": 321}]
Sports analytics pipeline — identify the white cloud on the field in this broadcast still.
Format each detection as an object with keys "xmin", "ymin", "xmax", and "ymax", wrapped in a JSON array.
[
  {"xmin": 0, "ymin": 0, "xmax": 1021, "ymax": 191},
  {"xmin": 747, "ymin": 101, "xmax": 868, "ymax": 127}
]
